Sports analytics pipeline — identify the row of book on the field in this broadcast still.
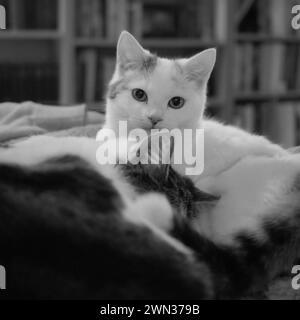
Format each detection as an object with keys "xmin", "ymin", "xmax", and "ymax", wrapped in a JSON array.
[
  {"xmin": 3, "ymin": 0, "xmax": 299, "ymax": 38},
  {"xmin": 0, "ymin": 0, "xmax": 225, "ymax": 40},
  {"xmin": 76, "ymin": 50, "xmax": 115, "ymax": 103},
  {"xmin": 234, "ymin": 0, "xmax": 300, "ymax": 147},
  {"xmin": 76, "ymin": 0, "xmax": 142, "ymax": 39},
  {"xmin": 0, "ymin": 64, "xmax": 58, "ymax": 103},
  {"xmin": 2, "ymin": 0, "xmax": 57, "ymax": 30},
  {"xmin": 238, "ymin": 0, "xmax": 299, "ymax": 35},
  {"xmin": 233, "ymin": 103, "xmax": 300, "ymax": 148},
  {"xmin": 75, "ymin": 0, "xmax": 219, "ymax": 40},
  {"xmin": 234, "ymin": 43, "xmax": 300, "ymax": 92},
  {"xmin": 74, "ymin": 0, "xmax": 300, "ymax": 39},
  {"xmin": 142, "ymin": 0, "xmax": 216, "ymax": 39},
  {"xmin": 4, "ymin": 0, "xmax": 300, "ymax": 38}
]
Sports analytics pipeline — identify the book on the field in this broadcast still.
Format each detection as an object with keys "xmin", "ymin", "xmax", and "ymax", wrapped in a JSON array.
[
  {"xmin": 234, "ymin": 104, "xmax": 255, "ymax": 133},
  {"xmin": 214, "ymin": 0, "xmax": 227, "ymax": 42},
  {"xmin": 76, "ymin": 0, "xmax": 104, "ymax": 37},
  {"xmin": 129, "ymin": 0, "xmax": 143, "ymax": 39},
  {"xmin": 116, "ymin": 0, "xmax": 129, "ymax": 38},
  {"xmin": 259, "ymin": 0, "xmax": 296, "ymax": 146},
  {"xmin": 82, "ymin": 49, "xmax": 98, "ymax": 103},
  {"xmin": 0, "ymin": 63, "xmax": 58, "ymax": 103},
  {"xmin": 106, "ymin": 0, "xmax": 118, "ymax": 39}
]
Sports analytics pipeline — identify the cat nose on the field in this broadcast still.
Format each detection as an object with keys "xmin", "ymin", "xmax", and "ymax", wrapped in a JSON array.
[{"xmin": 148, "ymin": 116, "xmax": 162, "ymax": 126}]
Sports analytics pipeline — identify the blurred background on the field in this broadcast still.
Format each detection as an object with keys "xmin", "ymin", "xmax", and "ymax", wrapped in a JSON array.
[{"xmin": 0, "ymin": 0, "xmax": 300, "ymax": 147}]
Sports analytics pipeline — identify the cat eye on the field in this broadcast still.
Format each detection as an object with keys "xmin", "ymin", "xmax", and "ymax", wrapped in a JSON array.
[
  {"xmin": 132, "ymin": 88, "xmax": 148, "ymax": 102},
  {"xmin": 168, "ymin": 97, "xmax": 185, "ymax": 109}
]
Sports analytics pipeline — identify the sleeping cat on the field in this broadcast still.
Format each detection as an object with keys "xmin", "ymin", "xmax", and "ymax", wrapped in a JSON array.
[
  {"xmin": 104, "ymin": 31, "xmax": 297, "ymax": 246},
  {"xmin": 1, "ymin": 135, "xmax": 300, "ymax": 299}
]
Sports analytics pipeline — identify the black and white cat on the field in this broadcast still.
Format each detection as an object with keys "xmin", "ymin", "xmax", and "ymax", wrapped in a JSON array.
[{"xmin": 1, "ymin": 135, "xmax": 300, "ymax": 299}]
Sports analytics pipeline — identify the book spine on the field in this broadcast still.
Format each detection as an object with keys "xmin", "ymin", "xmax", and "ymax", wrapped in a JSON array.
[
  {"xmin": 130, "ymin": 0, "xmax": 143, "ymax": 39},
  {"xmin": 264, "ymin": 0, "xmax": 295, "ymax": 146},
  {"xmin": 106, "ymin": 0, "xmax": 117, "ymax": 40},
  {"xmin": 214, "ymin": 0, "xmax": 227, "ymax": 42},
  {"xmin": 82, "ymin": 49, "xmax": 98, "ymax": 103},
  {"xmin": 116, "ymin": 0, "xmax": 129, "ymax": 37}
]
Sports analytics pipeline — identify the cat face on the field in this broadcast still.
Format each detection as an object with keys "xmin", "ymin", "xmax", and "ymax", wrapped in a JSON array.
[{"xmin": 106, "ymin": 31, "xmax": 216, "ymax": 133}]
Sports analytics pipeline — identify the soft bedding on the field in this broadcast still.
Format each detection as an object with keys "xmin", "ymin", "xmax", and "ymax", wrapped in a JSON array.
[{"xmin": 0, "ymin": 101, "xmax": 104, "ymax": 143}]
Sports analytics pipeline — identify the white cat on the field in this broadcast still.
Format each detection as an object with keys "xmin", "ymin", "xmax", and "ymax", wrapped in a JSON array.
[
  {"xmin": 104, "ymin": 31, "xmax": 287, "ymax": 181},
  {"xmin": 104, "ymin": 31, "xmax": 298, "ymax": 245}
]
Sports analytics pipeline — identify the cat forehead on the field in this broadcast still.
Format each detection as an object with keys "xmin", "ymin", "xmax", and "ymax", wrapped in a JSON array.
[
  {"xmin": 130, "ymin": 58, "xmax": 188, "ymax": 88},
  {"xmin": 108, "ymin": 57, "xmax": 194, "ymax": 99}
]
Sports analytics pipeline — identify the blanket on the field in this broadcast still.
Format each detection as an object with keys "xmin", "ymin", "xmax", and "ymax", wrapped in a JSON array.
[{"xmin": 0, "ymin": 101, "xmax": 105, "ymax": 143}]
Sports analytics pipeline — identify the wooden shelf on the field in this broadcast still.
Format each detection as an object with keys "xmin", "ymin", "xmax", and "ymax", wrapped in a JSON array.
[
  {"xmin": 206, "ymin": 92, "xmax": 300, "ymax": 107},
  {"xmin": 75, "ymin": 38, "xmax": 115, "ymax": 48},
  {"xmin": 0, "ymin": 30, "xmax": 61, "ymax": 40},
  {"xmin": 75, "ymin": 38, "xmax": 222, "ymax": 49},
  {"xmin": 207, "ymin": 98, "xmax": 223, "ymax": 108},
  {"xmin": 143, "ymin": 38, "xmax": 221, "ymax": 48},
  {"xmin": 236, "ymin": 91, "xmax": 300, "ymax": 103},
  {"xmin": 236, "ymin": 34, "xmax": 300, "ymax": 44}
]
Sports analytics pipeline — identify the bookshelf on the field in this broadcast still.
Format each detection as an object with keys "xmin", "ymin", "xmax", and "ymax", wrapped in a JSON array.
[
  {"xmin": 0, "ymin": 0, "xmax": 60, "ymax": 103},
  {"xmin": 0, "ymin": 31, "xmax": 60, "ymax": 40},
  {"xmin": 0, "ymin": 0, "xmax": 300, "ymax": 147}
]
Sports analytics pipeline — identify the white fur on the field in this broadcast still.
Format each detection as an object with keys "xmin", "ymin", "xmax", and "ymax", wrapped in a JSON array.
[
  {"xmin": 105, "ymin": 31, "xmax": 299, "ymax": 246},
  {"xmin": 200, "ymin": 120, "xmax": 287, "ymax": 179},
  {"xmin": 105, "ymin": 32, "xmax": 216, "ymax": 135},
  {"xmin": 192, "ymin": 154, "xmax": 300, "ymax": 244}
]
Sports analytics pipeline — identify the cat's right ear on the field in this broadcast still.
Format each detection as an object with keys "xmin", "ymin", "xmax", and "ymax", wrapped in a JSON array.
[
  {"xmin": 117, "ymin": 31, "xmax": 146, "ymax": 70},
  {"xmin": 184, "ymin": 48, "xmax": 216, "ymax": 84}
]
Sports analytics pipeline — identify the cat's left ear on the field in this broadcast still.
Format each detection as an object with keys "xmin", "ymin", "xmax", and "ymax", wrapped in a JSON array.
[
  {"xmin": 117, "ymin": 31, "xmax": 149, "ymax": 70},
  {"xmin": 184, "ymin": 48, "xmax": 216, "ymax": 84}
]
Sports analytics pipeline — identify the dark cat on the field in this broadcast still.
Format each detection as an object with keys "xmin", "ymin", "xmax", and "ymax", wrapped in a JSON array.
[
  {"xmin": 0, "ymin": 137, "xmax": 300, "ymax": 299},
  {"xmin": 0, "ymin": 155, "xmax": 215, "ymax": 299}
]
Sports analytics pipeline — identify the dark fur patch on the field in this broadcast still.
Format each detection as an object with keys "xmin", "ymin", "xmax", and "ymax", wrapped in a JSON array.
[
  {"xmin": 107, "ymin": 78, "xmax": 128, "ymax": 100},
  {"xmin": 107, "ymin": 54, "xmax": 157, "ymax": 100},
  {"xmin": 171, "ymin": 218, "xmax": 267, "ymax": 298},
  {"xmin": 0, "ymin": 156, "xmax": 212, "ymax": 299},
  {"xmin": 119, "ymin": 163, "xmax": 214, "ymax": 219},
  {"xmin": 120, "ymin": 54, "xmax": 158, "ymax": 74},
  {"xmin": 140, "ymin": 54, "xmax": 158, "ymax": 73}
]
